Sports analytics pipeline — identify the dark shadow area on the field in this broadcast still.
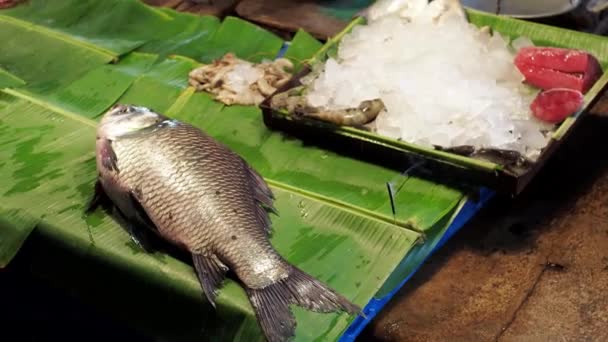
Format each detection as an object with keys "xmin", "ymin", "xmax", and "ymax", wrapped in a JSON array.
[{"xmin": 0, "ymin": 240, "xmax": 153, "ymax": 342}]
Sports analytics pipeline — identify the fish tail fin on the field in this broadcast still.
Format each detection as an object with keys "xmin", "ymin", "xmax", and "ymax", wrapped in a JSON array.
[{"xmin": 246, "ymin": 266, "xmax": 361, "ymax": 342}]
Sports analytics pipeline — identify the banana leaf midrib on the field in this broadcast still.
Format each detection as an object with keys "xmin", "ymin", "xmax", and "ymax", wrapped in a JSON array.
[
  {"xmin": 0, "ymin": 14, "xmax": 117, "ymax": 60},
  {"xmin": 0, "ymin": 67, "xmax": 25, "ymax": 86}
]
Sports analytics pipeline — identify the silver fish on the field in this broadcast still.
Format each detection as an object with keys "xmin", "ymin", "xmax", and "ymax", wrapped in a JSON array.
[{"xmin": 87, "ymin": 104, "xmax": 360, "ymax": 342}]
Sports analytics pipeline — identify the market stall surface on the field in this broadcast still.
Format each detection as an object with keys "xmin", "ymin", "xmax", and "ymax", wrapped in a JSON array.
[{"xmin": 2, "ymin": 0, "xmax": 608, "ymax": 341}]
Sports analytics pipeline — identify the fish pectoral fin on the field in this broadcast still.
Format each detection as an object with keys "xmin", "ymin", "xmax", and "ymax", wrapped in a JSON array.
[
  {"xmin": 192, "ymin": 254, "xmax": 228, "ymax": 308},
  {"xmin": 100, "ymin": 138, "xmax": 119, "ymax": 173},
  {"xmin": 85, "ymin": 179, "xmax": 110, "ymax": 214},
  {"xmin": 245, "ymin": 266, "xmax": 361, "ymax": 342},
  {"xmin": 111, "ymin": 206, "xmax": 157, "ymax": 253}
]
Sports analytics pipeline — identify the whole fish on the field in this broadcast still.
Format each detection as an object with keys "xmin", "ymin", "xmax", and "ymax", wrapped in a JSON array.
[{"xmin": 87, "ymin": 104, "xmax": 360, "ymax": 342}]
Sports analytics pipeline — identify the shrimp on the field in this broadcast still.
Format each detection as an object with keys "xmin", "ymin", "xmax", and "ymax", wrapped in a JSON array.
[
  {"xmin": 296, "ymin": 99, "xmax": 386, "ymax": 127},
  {"xmin": 270, "ymin": 86, "xmax": 386, "ymax": 127}
]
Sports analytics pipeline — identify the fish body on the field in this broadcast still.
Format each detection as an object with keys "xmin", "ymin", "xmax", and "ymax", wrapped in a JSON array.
[{"xmin": 90, "ymin": 105, "xmax": 360, "ymax": 342}]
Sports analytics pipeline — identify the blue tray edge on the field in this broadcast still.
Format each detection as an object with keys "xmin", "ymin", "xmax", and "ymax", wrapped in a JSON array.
[{"xmin": 339, "ymin": 187, "xmax": 495, "ymax": 341}]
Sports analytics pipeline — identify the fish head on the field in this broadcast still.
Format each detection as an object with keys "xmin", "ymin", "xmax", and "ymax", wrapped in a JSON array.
[{"xmin": 98, "ymin": 104, "xmax": 167, "ymax": 139}]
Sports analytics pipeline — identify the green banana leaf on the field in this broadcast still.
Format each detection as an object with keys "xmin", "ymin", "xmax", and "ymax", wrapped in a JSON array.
[
  {"xmin": 283, "ymin": 30, "xmax": 324, "ymax": 72},
  {"xmin": 0, "ymin": 68, "xmax": 25, "ymax": 88},
  {"xmin": 7, "ymin": 52, "xmax": 159, "ymax": 118},
  {"xmin": 0, "ymin": 0, "xmax": 467, "ymax": 340},
  {"xmin": 0, "ymin": 15, "xmax": 114, "ymax": 92},
  {"xmin": 0, "ymin": 207, "xmax": 39, "ymax": 267}
]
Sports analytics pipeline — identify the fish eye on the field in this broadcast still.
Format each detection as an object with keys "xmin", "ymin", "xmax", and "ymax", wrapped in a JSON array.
[{"xmin": 110, "ymin": 104, "xmax": 137, "ymax": 116}]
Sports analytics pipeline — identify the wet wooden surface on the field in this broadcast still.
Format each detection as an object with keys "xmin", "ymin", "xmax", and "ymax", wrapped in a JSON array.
[
  {"xmin": 235, "ymin": 0, "xmax": 350, "ymax": 39},
  {"xmin": 141, "ymin": 0, "xmax": 239, "ymax": 16}
]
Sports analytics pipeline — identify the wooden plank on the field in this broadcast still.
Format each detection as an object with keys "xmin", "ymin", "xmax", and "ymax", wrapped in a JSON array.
[
  {"xmin": 235, "ymin": 0, "xmax": 348, "ymax": 39},
  {"xmin": 142, "ymin": 0, "xmax": 239, "ymax": 17}
]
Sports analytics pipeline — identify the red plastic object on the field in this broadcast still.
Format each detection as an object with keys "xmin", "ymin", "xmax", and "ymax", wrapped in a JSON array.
[
  {"xmin": 0, "ymin": 0, "xmax": 19, "ymax": 9},
  {"xmin": 515, "ymin": 47, "xmax": 603, "ymax": 94},
  {"xmin": 530, "ymin": 88, "xmax": 584, "ymax": 124}
]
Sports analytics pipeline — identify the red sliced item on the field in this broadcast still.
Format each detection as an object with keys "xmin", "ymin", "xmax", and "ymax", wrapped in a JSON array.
[
  {"xmin": 515, "ymin": 47, "xmax": 600, "ymax": 73},
  {"xmin": 514, "ymin": 46, "xmax": 603, "ymax": 94},
  {"xmin": 530, "ymin": 88, "xmax": 584, "ymax": 124},
  {"xmin": 519, "ymin": 65, "xmax": 586, "ymax": 93}
]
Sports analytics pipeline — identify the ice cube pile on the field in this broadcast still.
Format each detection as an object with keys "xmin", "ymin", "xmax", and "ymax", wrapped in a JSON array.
[
  {"xmin": 303, "ymin": 7, "xmax": 554, "ymax": 160},
  {"xmin": 224, "ymin": 63, "xmax": 265, "ymax": 95}
]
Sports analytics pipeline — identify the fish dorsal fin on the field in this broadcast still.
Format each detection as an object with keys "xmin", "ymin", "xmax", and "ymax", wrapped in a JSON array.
[{"xmin": 240, "ymin": 157, "xmax": 278, "ymax": 236}]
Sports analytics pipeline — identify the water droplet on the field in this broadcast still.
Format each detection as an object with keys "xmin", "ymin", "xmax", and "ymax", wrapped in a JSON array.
[
  {"xmin": 361, "ymin": 189, "xmax": 369, "ymax": 195},
  {"xmin": 300, "ymin": 210, "xmax": 308, "ymax": 219},
  {"xmin": 320, "ymin": 153, "xmax": 328, "ymax": 159},
  {"xmin": 297, "ymin": 200, "xmax": 305, "ymax": 208}
]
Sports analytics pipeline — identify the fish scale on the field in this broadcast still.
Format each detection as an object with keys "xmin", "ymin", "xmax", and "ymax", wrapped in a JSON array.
[{"xmin": 91, "ymin": 105, "xmax": 360, "ymax": 342}]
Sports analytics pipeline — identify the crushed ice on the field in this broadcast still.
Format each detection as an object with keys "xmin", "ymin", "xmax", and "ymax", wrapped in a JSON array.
[{"xmin": 303, "ymin": 4, "xmax": 554, "ymax": 160}]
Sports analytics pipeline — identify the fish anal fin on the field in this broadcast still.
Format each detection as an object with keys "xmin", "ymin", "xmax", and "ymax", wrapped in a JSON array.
[
  {"xmin": 192, "ymin": 254, "xmax": 228, "ymax": 308},
  {"xmin": 246, "ymin": 285, "xmax": 296, "ymax": 342},
  {"xmin": 245, "ymin": 266, "xmax": 361, "ymax": 342},
  {"xmin": 85, "ymin": 179, "xmax": 109, "ymax": 214},
  {"xmin": 111, "ymin": 206, "xmax": 157, "ymax": 253}
]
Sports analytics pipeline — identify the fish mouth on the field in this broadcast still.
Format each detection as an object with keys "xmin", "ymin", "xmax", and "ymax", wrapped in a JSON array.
[
  {"xmin": 107, "ymin": 104, "xmax": 144, "ymax": 116},
  {"xmin": 106, "ymin": 103, "xmax": 156, "ymax": 116},
  {"xmin": 101, "ymin": 104, "xmax": 155, "ymax": 123},
  {"xmin": 109, "ymin": 103, "xmax": 128, "ymax": 113}
]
